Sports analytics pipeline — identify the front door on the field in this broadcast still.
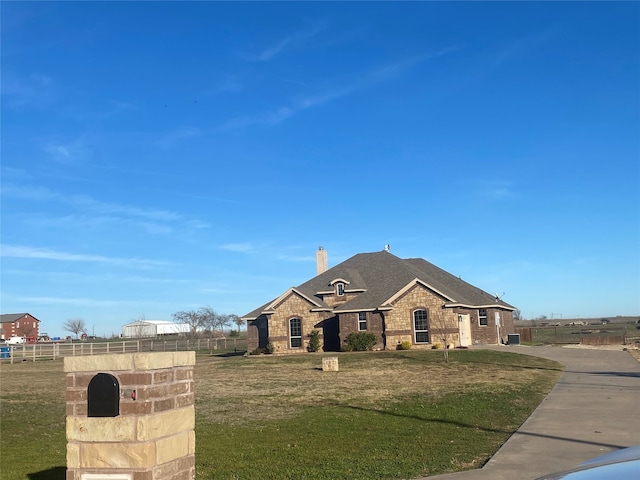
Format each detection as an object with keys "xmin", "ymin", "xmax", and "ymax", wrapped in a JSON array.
[
  {"xmin": 321, "ymin": 316, "xmax": 340, "ymax": 352},
  {"xmin": 458, "ymin": 314, "xmax": 472, "ymax": 347}
]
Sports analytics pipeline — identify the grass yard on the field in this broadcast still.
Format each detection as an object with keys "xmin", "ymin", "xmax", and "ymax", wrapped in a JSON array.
[{"xmin": 0, "ymin": 349, "xmax": 563, "ymax": 479}]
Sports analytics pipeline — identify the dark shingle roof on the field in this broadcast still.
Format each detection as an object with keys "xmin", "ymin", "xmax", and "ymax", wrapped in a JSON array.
[
  {"xmin": 242, "ymin": 251, "xmax": 515, "ymax": 319},
  {"xmin": 0, "ymin": 313, "xmax": 39, "ymax": 323}
]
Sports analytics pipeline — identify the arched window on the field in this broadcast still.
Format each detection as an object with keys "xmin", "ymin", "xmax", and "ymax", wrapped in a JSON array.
[
  {"xmin": 336, "ymin": 282, "xmax": 345, "ymax": 296},
  {"xmin": 413, "ymin": 309, "xmax": 429, "ymax": 343},
  {"xmin": 289, "ymin": 318, "xmax": 302, "ymax": 348}
]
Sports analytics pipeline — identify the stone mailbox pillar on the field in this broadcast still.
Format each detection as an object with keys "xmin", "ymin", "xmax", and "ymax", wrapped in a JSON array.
[{"xmin": 65, "ymin": 352, "xmax": 195, "ymax": 480}]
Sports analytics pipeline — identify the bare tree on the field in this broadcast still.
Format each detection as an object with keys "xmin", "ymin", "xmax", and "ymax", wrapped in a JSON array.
[
  {"xmin": 63, "ymin": 318, "xmax": 87, "ymax": 339},
  {"xmin": 216, "ymin": 314, "xmax": 232, "ymax": 336},
  {"xmin": 172, "ymin": 306, "xmax": 236, "ymax": 339},
  {"xmin": 513, "ymin": 309, "xmax": 522, "ymax": 321},
  {"xmin": 230, "ymin": 314, "xmax": 243, "ymax": 332},
  {"xmin": 172, "ymin": 308, "xmax": 206, "ymax": 337},
  {"xmin": 17, "ymin": 323, "xmax": 36, "ymax": 339},
  {"xmin": 133, "ymin": 315, "xmax": 147, "ymax": 338},
  {"xmin": 429, "ymin": 310, "xmax": 455, "ymax": 363},
  {"xmin": 202, "ymin": 308, "xmax": 232, "ymax": 338},
  {"xmin": 200, "ymin": 306, "xmax": 220, "ymax": 338}
]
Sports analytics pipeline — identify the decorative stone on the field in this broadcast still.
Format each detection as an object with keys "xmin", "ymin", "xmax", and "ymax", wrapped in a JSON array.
[{"xmin": 322, "ymin": 356, "xmax": 339, "ymax": 372}]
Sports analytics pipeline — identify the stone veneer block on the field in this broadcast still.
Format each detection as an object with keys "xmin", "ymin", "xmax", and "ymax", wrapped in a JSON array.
[
  {"xmin": 67, "ymin": 442, "xmax": 80, "ymax": 468},
  {"xmin": 155, "ymin": 431, "xmax": 190, "ymax": 465},
  {"xmin": 133, "ymin": 352, "xmax": 176, "ymax": 371},
  {"xmin": 322, "ymin": 356, "xmax": 339, "ymax": 372},
  {"xmin": 65, "ymin": 354, "xmax": 133, "ymax": 373},
  {"xmin": 133, "ymin": 351, "xmax": 195, "ymax": 370},
  {"xmin": 80, "ymin": 442, "xmax": 156, "ymax": 468},
  {"xmin": 188, "ymin": 430, "xmax": 196, "ymax": 455},
  {"xmin": 67, "ymin": 416, "xmax": 136, "ymax": 442},
  {"xmin": 137, "ymin": 406, "xmax": 194, "ymax": 441}
]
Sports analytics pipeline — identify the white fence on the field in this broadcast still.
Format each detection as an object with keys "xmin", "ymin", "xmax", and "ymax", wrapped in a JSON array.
[{"xmin": 0, "ymin": 338, "xmax": 246, "ymax": 364}]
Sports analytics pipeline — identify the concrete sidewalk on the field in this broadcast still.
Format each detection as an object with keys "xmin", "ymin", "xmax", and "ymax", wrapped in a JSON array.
[{"xmin": 419, "ymin": 345, "xmax": 640, "ymax": 480}]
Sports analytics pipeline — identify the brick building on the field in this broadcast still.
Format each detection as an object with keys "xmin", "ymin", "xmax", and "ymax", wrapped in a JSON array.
[
  {"xmin": 0, "ymin": 313, "xmax": 41, "ymax": 343},
  {"xmin": 242, "ymin": 249, "xmax": 517, "ymax": 353}
]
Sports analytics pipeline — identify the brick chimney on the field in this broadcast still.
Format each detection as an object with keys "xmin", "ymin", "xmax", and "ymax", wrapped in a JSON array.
[{"xmin": 316, "ymin": 246, "xmax": 328, "ymax": 275}]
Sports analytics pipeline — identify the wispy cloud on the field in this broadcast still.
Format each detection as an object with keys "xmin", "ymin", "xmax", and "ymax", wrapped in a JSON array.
[
  {"xmin": 1, "ymin": 184, "xmax": 210, "ymax": 233},
  {"xmin": 215, "ymin": 78, "xmax": 243, "ymax": 93},
  {"xmin": 0, "ymin": 293, "xmax": 174, "ymax": 309},
  {"xmin": 276, "ymin": 254, "xmax": 314, "ymax": 262},
  {"xmin": 221, "ymin": 87, "xmax": 352, "ymax": 129},
  {"xmin": 1, "ymin": 244, "xmax": 171, "ymax": 267},
  {"xmin": 220, "ymin": 242, "xmax": 258, "ymax": 254},
  {"xmin": 482, "ymin": 178, "xmax": 517, "ymax": 200},
  {"xmin": 154, "ymin": 126, "xmax": 204, "ymax": 148},
  {"xmin": 43, "ymin": 138, "xmax": 90, "ymax": 165},
  {"xmin": 101, "ymin": 100, "xmax": 137, "ymax": 117},
  {"xmin": 70, "ymin": 194, "xmax": 184, "ymax": 222},
  {"xmin": 0, "ymin": 184, "xmax": 60, "ymax": 201},
  {"xmin": 485, "ymin": 187, "xmax": 515, "ymax": 199},
  {"xmin": 370, "ymin": 47, "xmax": 460, "ymax": 82},
  {"xmin": 223, "ymin": 46, "xmax": 460, "ymax": 130},
  {"xmin": 3, "ymin": 268, "xmax": 192, "ymax": 285},
  {"xmin": 489, "ymin": 30, "xmax": 555, "ymax": 68},
  {"xmin": 461, "ymin": 178, "xmax": 517, "ymax": 200},
  {"xmin": 1, "ymin": 70, "xmax": 54, "ymax": 108},
  {"xmin": 0, "ymin": 166, "xmax": 35, "ymax": 181},
  {"xmin": 249, "ymin": 25, "xmax": 325, "ymax": 62}
]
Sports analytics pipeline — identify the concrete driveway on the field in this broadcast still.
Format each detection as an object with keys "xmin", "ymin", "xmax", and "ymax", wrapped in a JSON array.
[{"xmin": 419, "ymin": 345, "xmax": 640, "ymax": 480}]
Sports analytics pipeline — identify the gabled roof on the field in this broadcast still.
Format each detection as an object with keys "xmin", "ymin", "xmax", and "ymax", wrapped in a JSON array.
[
  {"xmin": 242, "ymin": 287, "xmax": 332, "ymax": 320},
  {"xmin": 242, "ymin": 251, "xmax": 516, "ymax": 319},
  {"xmin": 0, "ymin": 313, "xmax": 41, "ymax": 323}
]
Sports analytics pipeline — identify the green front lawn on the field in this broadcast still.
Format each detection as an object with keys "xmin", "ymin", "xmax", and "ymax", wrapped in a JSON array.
[{"xmin": 0, "ymin": 349, "xmax": 563, "ymax": 479}]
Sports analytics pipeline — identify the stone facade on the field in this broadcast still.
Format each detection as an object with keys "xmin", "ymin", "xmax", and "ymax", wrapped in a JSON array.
[
  {"xmin": 65, "ymin": 352, "xmax": 195, "ymax": 480},
  {"xmin": 247, "ymin": 292, "xmax": 332, "ymax": 354},
  {"xmin": 384, "ymin": 284, "xmax": 459, "ymax": 349}
]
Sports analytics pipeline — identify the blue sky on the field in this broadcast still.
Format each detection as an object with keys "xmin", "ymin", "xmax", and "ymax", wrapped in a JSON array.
[{"xmin": 1, "ymin": 1, "xmax": 638, "ymax": 338}]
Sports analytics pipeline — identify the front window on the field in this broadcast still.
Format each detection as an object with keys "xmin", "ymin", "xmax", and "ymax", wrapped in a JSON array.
[
  {"xmin": 479, "ymin": 309, "xmax": 488, "ymax": 326},
  {"xmin": 413, "ymin": 309, "xmax": 429, "ymax": 343},
  {"xmin": 289, "ymin": 318, "xmax": 302, "ymax": 348},
  {"xmin": 358, "ymin": 312, "xmax": 367, "ymax": 331},
  {"xmin": 337, "ymin": 283, "xmax": 345, "ymax": 296}
]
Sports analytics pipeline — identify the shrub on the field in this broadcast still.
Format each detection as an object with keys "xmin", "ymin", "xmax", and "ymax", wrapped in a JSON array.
[
  {"xmin": 341, "ymin": 343, "xmax": 353, "ymax": 352},
  {"xmin": 397, "ymin": 341, "xmax": 412, "ymax": 350},
  {"xmin": 250, "ymin": 348, "xmax": 264, "ymax": 355},
  {"xmin": 307, "ymin": 330, "xmax": 321, "ymax": 352},
  {"xmin": 344, "ymin": 332, "xmax": 376, "ymax": 351},
  {"xmin": 265, "ymin": 341, "xmax": 275, "ymax": 354}
]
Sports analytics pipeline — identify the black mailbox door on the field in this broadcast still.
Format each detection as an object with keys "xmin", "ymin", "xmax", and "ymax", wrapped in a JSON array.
[{"xmin": 87, "ymin": 373, "xmax": 119, "ymax": 417}]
